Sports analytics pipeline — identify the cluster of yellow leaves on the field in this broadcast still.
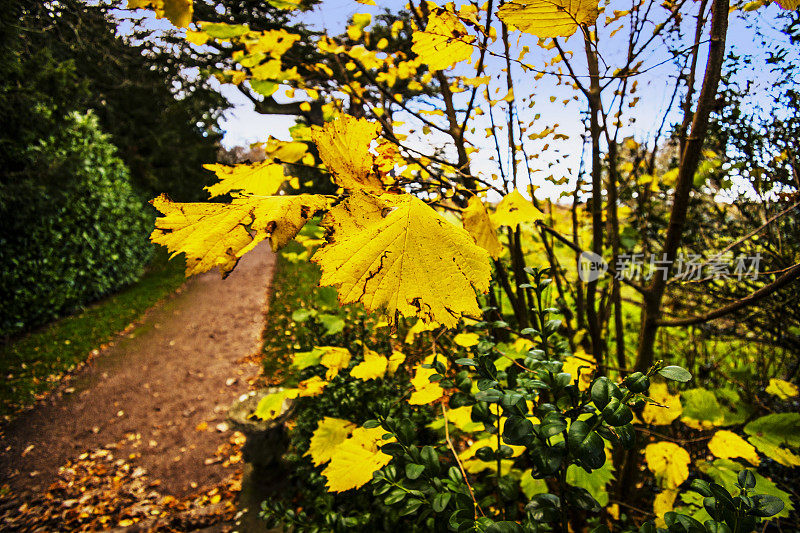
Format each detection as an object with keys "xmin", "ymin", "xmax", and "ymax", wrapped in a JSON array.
[
  {"xmin": 151, "ymin": 114, "xmax": 496, "ymax": 328},
  {"xmin": 151, "ymin": 194, "xmax": 328, "ymax": 277},
  {"xmin": 307, "ymin": 418, "xmax": 394, "ymax": 492},
  {"xmin": 308, "ymin": 117, "xmax": 492, "ymax": 327}
]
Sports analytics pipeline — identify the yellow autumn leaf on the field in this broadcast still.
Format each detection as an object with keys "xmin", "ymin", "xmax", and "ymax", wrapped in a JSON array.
[
  {"xmin": 498, "ymin": 0, "xmax": 599, "ymax": 38},
  {"xmin": 387, "ymin": 350, "xmax": 406, "ymax": 374},
  {"xmin": 653, "ymin": 489, "xmax": 678, "ymax": 527},
  {"xmin": 454, "ymin": 332, "xmax": 480, "ymax": 347},
  {"xmin": 411, "ymin": 9, "xmax": 475, "ymax": 71},
  {"xmin": 263, "ymin": 139, "xmax": 308, "ymax": 163},
  {"xmin": 642, "ymin": 383, "xmax": 683, "ymax": 426},
  {"xmin": 253, "ymin": 388, "xmax": 298, "ymax": 421},
  {"xmin": 311, "ymin": 116, "xmax": 384, "ymax": 192},
  {"xmin": 308, "ymin": 417, "xmax": 356, "ymax": 466},
  {"xmin": 297, "ymin": 376, "xmax": 328, "ymax": 397},
  {"xmin": 151, "ymin": 194, "xmax": 327, "ymax": 277},
  {"xmin": 747, "ymin": 436, "xmax": 800, "ymax": 467},
  {"xmin": 313, "ymin": 193, "xmax": 491, "ymax": 328},
  {"xmin": 708, "ymin": 430, "xmax": 760, "ymax": 466},
  {"xmin": 128, "ymin": 0, "xmax": 192, "ymax": 28},
  {"xmin": 322, "ymin": 426, "xmax": 393, "ymax": 492},
  {"xmin": 185, "ymin": 29, "xmax": 209, "ymax": 45},
  {"xmin": 645, "ymin": 441, "xmax": 690, "ymax": 490},
  {"xmin": 777, "ymin": 0, "xmax": 800, "ymax": 9},
  {"xmin": 319, "ymin": 346, "xmax": 352, "ymax": 379},
  {"xmin": 493, "ymin": 189, "xmax": 545, "ymax": 228},
  {"xmin": 561, "ymin": 353, "xmax": 594, "ymax": 391},
  {"xmin": 350, "ymin": 348, "xmax": 389, "ymax": 381},
  {"xmin": 409, "ymin": 354, "xmax": 445, "ymax": 405},
  {"xmin": 463, "ymin": 196, "xmax": 503, "ymax": 259},
  {"xmin": 203, "ymin": 160, "xmax": 286, "ymax": 198},
  {"xmin": 428, "ymin": 405, "xmax": 483, "ymax": 433},
  {"xmin": 765, "ymin": 378, "xmax": 799, "ymax": 399}
]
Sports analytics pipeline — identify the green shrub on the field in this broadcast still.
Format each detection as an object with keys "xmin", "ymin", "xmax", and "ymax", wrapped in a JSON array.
[{"xmin": 0, "ymin": 111, "xmax": 153, "ymax": 336}]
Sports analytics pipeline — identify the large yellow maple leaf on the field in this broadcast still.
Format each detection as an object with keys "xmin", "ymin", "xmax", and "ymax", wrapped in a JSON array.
[
  {"xmin": 463, "ymin": 196, "xmax": 503, "ymax": 259},
  {"xmin": 498, "ymin": 0, "xmax": 599, "ymax": 39},
  {"xmin": 313, "ymin": 193, "xmax": 491, "ymax": 328},
  {"xmin": 411, "ymin": 9, "xmax": 475, "ymax": 71},
  {"xmin": 203, "ymin": 160, "xmax": 287, "ymax": 198},
  {"xmin": 311, "ymin": 116, "xmax": 384, "ymax": 192},
  {"xmin": 644, "ymin": 441, "xmax": 690, "ymax": 490},
  {"xmin": 150, "ymin": 193, "xmax": 327, "ymax": 277}
]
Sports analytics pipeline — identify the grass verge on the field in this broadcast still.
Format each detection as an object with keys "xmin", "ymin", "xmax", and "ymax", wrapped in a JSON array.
[{"xmin": 0, "ymin": 248, "xmax": 186, "ymax": 418}]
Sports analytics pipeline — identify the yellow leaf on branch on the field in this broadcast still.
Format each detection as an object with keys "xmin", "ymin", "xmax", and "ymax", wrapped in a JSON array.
[
  {"xmin": 493, "ymin": 189, "xmax": 545, "ymax": 228},
  {"xmin": 708, "ymin": 430, "xmax": 760, "ymax": 466},
  {"xmin": 453, "ymin": 332, "xmax": 480, "ymax": 347},
  {"xmin": 350, "ymin": 348, "xmax": 389, "ymax": 381},
  {"xmin": 203, "ymin": 160, "xmax": 287, "ymax": 198},
  {"xmin": 253, "ymin": 388, "xmax": 298, "ymax": 421},
  {"xmin": 765, "ymin": 378, "xmax": 799, "ymax": 399},
  {"xmin": 128, "ymin": 0, "xmax": 192, "ymax": 28},
  {"xmin": 498, "ymin": 0, "xmax": 599, "ymax": 39},
  {"xmin": 463, "ymin": 196, "xmax": 503, "ymax": 259},
  {"xmin": 653, "ymin": 489, "xmax": 678, "ymax": 527},
  {"xmin": 313, "ymin": 193, "xmax": 491, "ymax": 328},
  {"xmin": 311, "ymin": 116, "xmax": 384, "ymax": 192},
  {"xmin": 411, "ymin": 9, "xmax": 475, "ymax": 71},
  {"xmin": 308, "ymin": 417, "xmax": 356, "ymax": 466},
  {"xmin": 645, "ymin": 441, "xmax": 690, "ymax": 490},
  {"xmin": 322, "ymin": 426, "xmax": 394, "ymax": 492},
  {"xmin": 297, "ymin": 376, "xmax": 328, "ymax": 397},
  {"xmin": 319, "ymin": 346, "xmax": 352, "ymax": 379},
  {"xmin": 387, "ymin": 350, "xmax": 406, "ymax": 374},
  {"xmin": 150, "ymin": 193, "xmax": 327, "ymax": 277},
  {"xmin": 642, "ymin": 383, "xmax": 683, "ymax": 426},
  {"xmin": 409, "ymin": 354, "xmax": 446, "ymax": 405}
]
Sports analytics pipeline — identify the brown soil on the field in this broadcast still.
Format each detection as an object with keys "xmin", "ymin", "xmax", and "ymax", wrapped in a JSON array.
[{"xmin": 0, "ymin": 243, "xmax": 275, "ymax": 499}]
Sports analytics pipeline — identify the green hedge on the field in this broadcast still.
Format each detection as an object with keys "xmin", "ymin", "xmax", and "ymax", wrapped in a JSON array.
[{"xmin": 0, "ymin": 112, "xmax": 153, "ymax": 337}]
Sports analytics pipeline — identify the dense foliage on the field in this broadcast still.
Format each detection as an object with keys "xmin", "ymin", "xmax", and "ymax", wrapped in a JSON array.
[
  {"xmin": 0, "ymin": 0, "xmax": 228, "ymax": 335},
  {"xmin": 0, "ymin": 112, "xmax": 153, "ymax": 336}
]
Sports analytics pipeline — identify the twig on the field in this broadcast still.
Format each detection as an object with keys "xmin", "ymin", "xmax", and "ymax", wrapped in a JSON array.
[{"xmin": 442, "ymin": 404, "xmax": 485, "ymax": 519}]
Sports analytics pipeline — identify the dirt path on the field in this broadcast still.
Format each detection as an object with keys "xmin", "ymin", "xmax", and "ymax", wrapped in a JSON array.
[{"xmin": 0, "ymin": 243, "xmax": 275, "ymax": 504}]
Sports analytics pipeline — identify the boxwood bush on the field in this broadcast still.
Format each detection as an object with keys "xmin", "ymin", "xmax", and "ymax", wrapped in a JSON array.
[{"xmin": 0, "ymin": 111, "xmax": 153, "ymax": 337}]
